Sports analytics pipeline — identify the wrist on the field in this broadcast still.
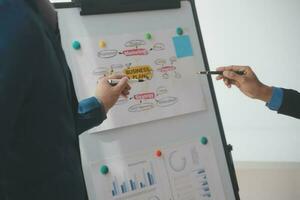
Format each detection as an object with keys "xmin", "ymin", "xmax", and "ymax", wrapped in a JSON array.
[
  {"xmin": 256, "ymin": 84, "xmax": 273, "ymax": 102},
  {"xmin": 94, "ymin": 96, "xmax": 110, "ymax": 113}
]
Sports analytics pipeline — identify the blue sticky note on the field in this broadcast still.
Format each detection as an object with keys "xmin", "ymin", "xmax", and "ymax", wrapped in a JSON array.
[{"xmin": 172, "ymin": 35, "xmax": 193, "ymax": 58}]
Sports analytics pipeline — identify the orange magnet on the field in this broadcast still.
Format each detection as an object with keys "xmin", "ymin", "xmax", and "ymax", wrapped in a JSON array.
[{"xmin": 155, "ymin": 150, "xmax": 162, "ymax": 157}]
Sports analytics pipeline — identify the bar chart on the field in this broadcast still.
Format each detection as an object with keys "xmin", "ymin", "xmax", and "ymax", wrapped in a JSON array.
[
  {"xmin": 111, "ymin": 165, "xmax": 156, "ymax": 197},
  {"xmin": 194, "ymin": 168, "xmax": 212, "ymax": 198}
]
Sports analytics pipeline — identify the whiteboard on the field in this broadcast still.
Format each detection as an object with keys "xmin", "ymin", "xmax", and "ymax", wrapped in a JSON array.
[{"xmin": 57, "ymin": 1, "xmax": 238, "ymax": 200}]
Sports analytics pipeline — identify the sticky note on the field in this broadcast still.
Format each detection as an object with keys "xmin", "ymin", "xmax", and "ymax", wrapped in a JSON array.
[{"xmin": 172, "ymin": 35, "xmax": 193, "ymax": 58}]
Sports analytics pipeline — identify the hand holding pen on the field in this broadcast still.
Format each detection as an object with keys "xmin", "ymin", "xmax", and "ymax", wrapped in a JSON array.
[
  {"xmin": 199, "ymin": 65, "xmax": 273, "ymax": 102},
  {"xmin": 96, "ymin": 75, "xmax": 131, "ymax": 112},
  {"xmin": 215, "ymin": 65, "xmax": 273, "ymax": 102}
]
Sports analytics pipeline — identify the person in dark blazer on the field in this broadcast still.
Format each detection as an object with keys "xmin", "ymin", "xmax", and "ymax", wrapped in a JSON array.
[
  {"xmin": 216, "ymin": 65, "xmax": 300, "ymax": 119},
  {"xmin": 0, "ymin": 0, "xmax": 130, "ymax": 199}
]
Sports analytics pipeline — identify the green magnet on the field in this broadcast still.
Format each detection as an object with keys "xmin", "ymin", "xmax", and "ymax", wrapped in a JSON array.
[
  {"xmin": 100, "ymin": 165, "xmax": 109, "ymax": 175},
  {"xmin": 201, "ymin": 137, "xmax": 208, "ymax": 145},
  {"xmin": 176, "ymin": 27, "xmax": 184, "ymax": 35},
  {"xmin": 145, "ymin": 33, "xmax": 152, "ymax": 40},
  {"xmin": 72, "ymin": 40, "xmax": 81, "ymax": 50}
]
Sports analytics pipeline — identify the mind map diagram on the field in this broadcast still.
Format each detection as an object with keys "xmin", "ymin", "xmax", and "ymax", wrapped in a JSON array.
[
  {"xmin": 92, "ymin": 38, "xmax": 182, "ymax": 113},
  {"xmin": 72, "ymin": 29, "xmax": 206, "ymax": 131}
]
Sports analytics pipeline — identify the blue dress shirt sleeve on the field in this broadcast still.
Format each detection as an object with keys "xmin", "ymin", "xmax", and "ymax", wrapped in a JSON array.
[
  {"xmin": 76, "ymin": 97, "xmax": 107, "ymax": 134},
  {"xmin": 266, "ymin": 87, "xmax": 284, "ymax": 111}
]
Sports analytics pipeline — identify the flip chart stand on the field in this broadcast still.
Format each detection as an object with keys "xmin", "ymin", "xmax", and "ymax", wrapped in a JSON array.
[{"xmin": 54, "ymin": 0, "xmax": 240, "ymax": 199}]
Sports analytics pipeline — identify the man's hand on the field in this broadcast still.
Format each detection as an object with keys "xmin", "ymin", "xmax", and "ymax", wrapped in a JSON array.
[
  {"xmin": 216, "ymin": 65, "xmax": 273, "ymax": 102},
  {"xmin": 95, "ymin": 74, "xmax": 131, "ymax": 113}
]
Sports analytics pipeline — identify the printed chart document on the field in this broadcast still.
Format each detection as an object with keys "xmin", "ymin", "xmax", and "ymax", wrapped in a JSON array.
[{"xmin": 91, "ymin": 139, "xmax": 226, "ymax": 200}]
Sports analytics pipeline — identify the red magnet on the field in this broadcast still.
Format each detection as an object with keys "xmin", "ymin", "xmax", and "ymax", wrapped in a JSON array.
[{"xmin": 155, "ymin": 150, "xmax": 162, "ymax": 157}]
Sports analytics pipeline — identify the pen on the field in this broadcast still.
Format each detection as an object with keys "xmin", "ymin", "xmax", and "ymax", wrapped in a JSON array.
[
  {"xmin": 108, "ymin": 79, "xmax": 145, "ymax": 86},
  {"xmin": 197, "ymin": 71, "xmax": 245, "ymax": 76}
]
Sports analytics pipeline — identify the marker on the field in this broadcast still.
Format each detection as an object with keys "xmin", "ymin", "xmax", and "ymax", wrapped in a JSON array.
[
  {"xmin": 108, "ymin": 79, "xmax": 145, "ymax": 86},
  {"xmin": 197, "ymin": 71, "xmax": 245, "ymax": 76}
]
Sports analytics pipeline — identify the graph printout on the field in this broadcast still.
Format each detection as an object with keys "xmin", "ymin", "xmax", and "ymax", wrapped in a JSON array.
[{"xmin": 91, "ymin": 138, "xmax": 226, "ymax": 200}]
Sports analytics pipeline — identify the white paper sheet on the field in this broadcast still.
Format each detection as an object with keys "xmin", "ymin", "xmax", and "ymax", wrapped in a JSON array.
[
  {"xmin": 71, "ymin": 29, "xmax": 206, "ymax": 133},
  {"xmin": 90, "ymin": 138, "xmax": 225, "ymax": 200}
]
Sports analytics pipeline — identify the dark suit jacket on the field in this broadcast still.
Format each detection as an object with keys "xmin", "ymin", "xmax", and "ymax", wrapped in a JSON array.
[
  {"xmin": 0, "ymin": 1, "xmax": 106, "ymax": 199},
  {"xmin": 278, "ymin": 89, "xmax": 300, "ymax": 119}
]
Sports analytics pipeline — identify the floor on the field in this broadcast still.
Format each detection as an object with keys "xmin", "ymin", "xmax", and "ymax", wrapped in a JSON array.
[{"xmin": 235, "ymin": 162, "xmax": 300, "ymax": 200}]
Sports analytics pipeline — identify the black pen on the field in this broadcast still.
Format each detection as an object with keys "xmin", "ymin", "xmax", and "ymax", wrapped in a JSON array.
[
  {"xmin": 197, "ymin": 71, "xmax": 245, "ymax": 76},
  {"xmin": 108, "ymin": 79, "xmax": 145, "ymax": 86}
]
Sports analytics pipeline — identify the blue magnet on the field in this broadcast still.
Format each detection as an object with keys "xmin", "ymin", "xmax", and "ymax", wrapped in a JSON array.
[
  {"xmin": 72, "ymin": 40, "xmax": 81, "ymax": 50},
  {"xmin": 201, "ymin": 137, "xmax": 208, "ymax": 145},
  {"xmin": 176, "ymin": 27, "xmax": 184, "ymax": 35},
  {"xmin": 100, "ymin": 165, "xmax": 109, "ymax": 175}
]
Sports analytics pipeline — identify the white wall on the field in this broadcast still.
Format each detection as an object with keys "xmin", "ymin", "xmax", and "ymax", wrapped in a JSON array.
[{"xmin": 195, "ymin": 0, "xmax": 300, "ymax": 162}]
